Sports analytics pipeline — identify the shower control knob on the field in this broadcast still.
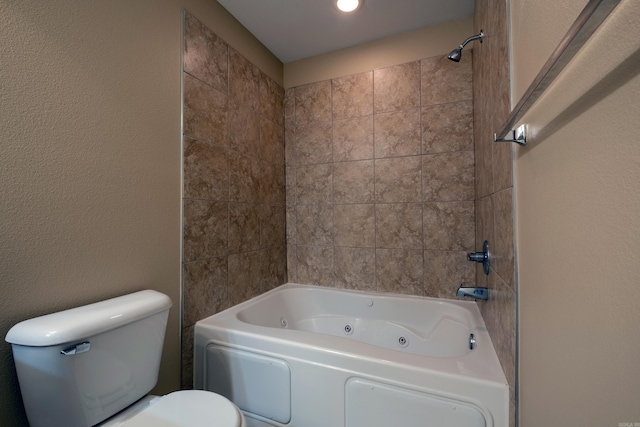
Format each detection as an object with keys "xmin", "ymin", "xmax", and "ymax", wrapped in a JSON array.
[{"xmin": 467, "ymin": 240, "xmax": 491, "ymax": 276}]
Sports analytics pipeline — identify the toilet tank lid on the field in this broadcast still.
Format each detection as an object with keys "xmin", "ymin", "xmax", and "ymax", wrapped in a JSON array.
[{"xmin": 5, "ymin": 290, "xmax": 172, "ymax": 347}]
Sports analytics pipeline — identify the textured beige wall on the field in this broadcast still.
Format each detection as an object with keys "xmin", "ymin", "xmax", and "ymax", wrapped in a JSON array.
[
  {"xmin": 513, "ymin": 0, "xmax": 640, "ymax": 425},
  {"xmin": 0, "ymin": 1, "xmax": 280, "ymax": 425},
  {"xmin": 284, "ymin": 17, "xmax": 473, "ymax": 89}
]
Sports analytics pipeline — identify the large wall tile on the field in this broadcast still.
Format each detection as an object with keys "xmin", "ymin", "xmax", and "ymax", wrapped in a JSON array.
[
  {"xmin": 295, "ymin": 80, "xmax": 331, "ymax": 126},
  {"xmin": 183, "ymin": 137, "xmax": 228, "ymax": 201},
  {"xmin": 229, "ymin": 151, "xmax": 261, "ymax": 202},
  {"xmin": 229, "ymin": 48, "xmax": 260, "ymax": 111},
  {"xmin": 421, "ymin": 53, "xmax": 473, "ymax": 106},
  {"xmin": 183, "ymin": 257, "xmax": 228, "ymax": 327},
  {"xmin": 376, "ymin": 248, "xmax": 424, "ymax": 295},
  {"xmin": 228, "ymin": 251, "xmax": 263, "ymax": 305},
  {"xmin": 228, "ymin": 100, "xmax": 260, "ymax": 156},
  {"xmin": 332, "ymin": 71, "xmax": 373, "ymax": 120},
  {"xmin": 423, "ymin": 201, "xmax": 475, "ymax": 251},
  {"xmin": 260, "ymin": 118, "xmax": 285, "ymax": 165},
  {"xmin": 184, "ymin": 12, "xmax": 228, "ymax": 94},
  {"xmin": 296, "ymin": 204, "xmax": 334, "ymax": 246},
  {"xmin": 296, "ymin": 121, "xmax": 332, "ymax": 165},
  {"xmin": 333, "ymin": 160, "xmax": 374, "ymax": 204},
  {"xmin": 375, "ymin": 203, "xmax": 423, "ymax": 249},
  {"xmin": 261, "ymin": 204, "xmax": 286, "ymax": 248},
  {"xmin": 333, "ymin": 116, "xmax": 374, "ymax": 162},
  {"xmin": 334, "ymin": 247, "xmax": 376, "ymax": 290},
  {"xmin": 423, "ymin": 250, "xmax": 474, "ymax": 298},
  {"xmin": 422, "ymin": 101, "xmax": 473, "ymax": 154},
  {"xmin": 183, "ymin": 199, "xmax": 228, "ymax": 261},
  {"xmin": 422, "ymin": 151, "xmax": 475, "ymax": 201},
  {"xmin": 375, "ymin": 156, "xmax": 422, "ymax": 203},
  {"xmin": 334, "ymin": 204, "xmax": 375, "ymax": 248},
  {"xmin": 374, "ymin": 62, "xmax": 420, "ymax": 113},
  {"xmin": 261, "ymin": 73, "xmax": 284, "ymax": 126},
  {"xmin": 228, "ymin": 202, "xmax": 261, "ymax": 254},
  {"xmin": 296, "ymin": 245, "xmax": 334, "ymax": 286},
  {"xmin": 493, "ymin": 188, "xmax": 514, "ymax": 288},
  {"xmin": 296, "ymin": 163, "xmax": 332, "ymax": 204},
  {"xmin": 374, "ymin": 109, "xmax": 421, "ymax": 158},
  {"xmin": 183, "ymin": 73, "xmax": 227, "ymax": 144}
]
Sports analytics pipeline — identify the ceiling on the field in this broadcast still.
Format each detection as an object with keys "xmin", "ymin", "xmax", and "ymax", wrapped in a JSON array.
[{"xmin": 216, "ymin": 0, "xmax": 474, "ymax": 63}]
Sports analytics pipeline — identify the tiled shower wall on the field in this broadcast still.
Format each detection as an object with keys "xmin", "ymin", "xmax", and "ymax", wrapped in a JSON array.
[
  {"xmin": 473, "ymin": 0, "xmax": 517, "ymax": 425},
  {"xmin": 285, "ymin": 55, "xmax": 476, "ymax": 297},
  {"xmin": 181, "ymin": 12, "xmax": 286, "ymax": 388}
]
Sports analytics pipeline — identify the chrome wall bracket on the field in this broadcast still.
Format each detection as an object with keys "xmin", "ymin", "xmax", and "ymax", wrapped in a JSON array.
[{"xmin": 494, "ymin": 124, "xmax": 527, "ymax": 145}]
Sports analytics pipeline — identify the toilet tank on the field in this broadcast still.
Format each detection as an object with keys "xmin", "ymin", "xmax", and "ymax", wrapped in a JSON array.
[{"xmin": 5, "ymin": 290, "xmax": 172, "ymax": 427}]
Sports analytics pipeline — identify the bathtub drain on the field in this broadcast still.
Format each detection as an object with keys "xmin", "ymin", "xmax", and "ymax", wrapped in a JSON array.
[
  {"xmin": 280, "ymin": 318, "xmax": 288, "ymax": 328},
  {"xmin": 398, "ymin": 336, "xmax": 409, "ymax": 348},
  {"xmin": 344, "ymin": 324, "xmax": 353, "ymax": 335}
]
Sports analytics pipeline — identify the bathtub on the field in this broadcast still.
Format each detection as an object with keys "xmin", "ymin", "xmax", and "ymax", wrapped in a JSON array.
[{"xmin": 194, "ymin": 283, "xmax": 508, "ymax": 427}]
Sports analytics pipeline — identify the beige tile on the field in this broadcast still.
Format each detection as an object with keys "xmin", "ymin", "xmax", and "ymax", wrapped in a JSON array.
[
  {"xmin": 493, "ymin": 188, "xmax": 515, "ymax": 288},
  {"xmin": 375, "ymin": 156, "xmax": 422, "ymax": 203},
  {"xmin": 332, "ymin": 71, "xmax": 373, "ymax": 119},
  {"xmin": 228, "ymin": 203, "xmax": 260, "ymax": 254},
  {"xmin": 374, "ymin": 109, "xmax": 421, "ymax": 158},
  {"xmin": 228, "ymin": 100, "xmax": 260, "ymax": 156},
  {"xmin": 423, "ymin": 201, "xmax": 475, "ymax": 251},
  {"xmin": 183, "ymin": 73, "xmax": 227, "ymax": 144},
  {"xmin": 422, "ymin": 101, "xmax": 473, "ymax": 154},
  {"xmin": 376, "ymin": 249, "xmax": 424, "ymax": 295},
  {"xmin": 296, "ymin": 205, "xmax": 334, "ymax": 246},
  {"xmin": 183, "ymin": 12, "xmax": 228, "ymax": 94},
  {"xmin": 260, "ymin": 72, "xmax": 284, "ymax": 126},
  {"xmin": 296, "ymin": 164, "xmax": 332, "ymax": 205},
  {"xmin": 423, "ymin": 250, "xmax": 474, "ymax": 298},
  {"xmin": 285, "ymin": 128, "xmax": 296, "ymax": 166},
  {"xmin": 334, "ymin": 247, "xmax": 376, "ymax": 290},
  {"xmin": 475, "ymin": 195, "xmax": 495, "ymax": 288},
  {"xmin": 296, "ymin": 121, "xmax": 332, "ymax": 165},
  {"xmin": 284, "ymin": 88, "xmax": 295, "ymax": 131},
  {"xmin": 376, "ymin": 203, "xmax": 423, "ymax": 249},
  {"xmin": 334, "ymin": 204, "xmax": 375, "ymax": 248},
  {"xmin": 229, "ymin": 151, "xmax": 261, "ymax": 203},
  {"xmin": 286, "ymin": 205, "xmax": 296, "ymax": 245},
  {"xmin": 229, "ymin": 48, "xmax": 260, "ymax": 111},
  {"xmin": 181, "ymin": 325, "xmax": 194, "ymax": 389},
  {"xmin": 333, "ymin": 160, "xmax": 374, "ymax": 204},
  {"xmin": 333, "ymin": 116, "xmax": 374, "ymax": 162},
  {"xmin": 227, "ymin": 101, "xmax": 260, "ymax": 157},
  {"xmin": 183, "ymin": 137, "xmax": 228, "ymax": 201},
  {"xmin": 295, "ymin": 80, "xmax": 331, "ymax": 126},
  {"xmin": 296, "ymin": 245, "xmax": 334, "ymax": 286},
  {"xmin": 183, "ymin": 200, "xmax": 228, "ymax": 261},
  {"xmin": 374, "ymin": 62, "xmax": 421, "ymax": 113},
  {"xmin": 473, "ymin": 36, "xmax": 493, "ymax": 199},
  {"xmin": 228, "ymin": 251, "xmax": 262, "ymax": 305},
  {"xmin": 421, "ymin": 52, "xmax": 472, "ymax": 106},
  {"xmin": 262, "ymin": 245, "xmax": 287, "ymax": 291},
  {"xmin": 261, "ymin": 162, "xmax": 285, "ymax": 205},
  {"xmin": 285, "ymin": 166, "xmax": 296, "ymax": 206},
  {"xmin": 422, "ymin": 151, "xmax": 475, "ymax": 201},
  {"xmin": 183, "ymin": 257, "xmax": 228, "ymax": 327},
  {"xmin": 260, "ymin": 118, "xmax": 284, "ymax": 165},
  {"xmin": 287, "ymin": 244, "xmax": 297, "ymax": 282}
]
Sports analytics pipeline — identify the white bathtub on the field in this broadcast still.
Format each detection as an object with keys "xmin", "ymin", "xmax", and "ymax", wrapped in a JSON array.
[{"xmin": 194, "ymin": 283, "xmax": 508, "ymax": 427}]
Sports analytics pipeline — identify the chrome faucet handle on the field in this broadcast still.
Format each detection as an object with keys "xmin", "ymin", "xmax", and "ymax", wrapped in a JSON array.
[{"xmin": 467, "ymin": 240, "xmax": 490, "ymax": 275}]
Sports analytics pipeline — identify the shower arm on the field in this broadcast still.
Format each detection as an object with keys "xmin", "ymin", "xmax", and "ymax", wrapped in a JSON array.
[{"xmin": 458, "ymin": 31, "xmax": 484, "ymax": 49}]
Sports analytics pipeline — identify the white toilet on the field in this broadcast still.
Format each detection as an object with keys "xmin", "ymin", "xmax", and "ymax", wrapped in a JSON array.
[{"xmin": 5, "ymin": 290, "xmax": 246, "ymax": 427}]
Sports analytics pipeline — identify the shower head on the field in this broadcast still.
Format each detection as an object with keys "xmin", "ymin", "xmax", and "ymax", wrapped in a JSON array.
[
  {"xmin": 447, "ymin": 30, "xmax": 484, "ymax": 62},
  {"xmin": 448, "ymin": 48, "xmax": 462, "ymax": 62}
]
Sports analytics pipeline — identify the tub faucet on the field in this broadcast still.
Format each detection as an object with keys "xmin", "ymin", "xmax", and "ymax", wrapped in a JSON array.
[{"xmin": 456, "ymin": 285, "xmax": 488, "ymax": 301}]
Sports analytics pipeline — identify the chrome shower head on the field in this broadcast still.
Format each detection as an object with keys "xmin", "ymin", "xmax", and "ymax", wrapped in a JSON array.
[
  {"xmin": 447, "ymin": 30, "xmax": 484, "ymax": 62},
  {"xmin": 448, "ymin": 48, "xmax": 462, "ymax": 62}
]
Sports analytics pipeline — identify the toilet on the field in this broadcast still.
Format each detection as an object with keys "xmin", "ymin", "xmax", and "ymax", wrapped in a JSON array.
[{"xmin": 5, "ymin": 290, "xmax": 246, "ymax": 427}]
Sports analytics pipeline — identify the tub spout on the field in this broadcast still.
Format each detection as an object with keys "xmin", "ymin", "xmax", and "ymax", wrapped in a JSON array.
[{"xmin": 456, "ymin": 285, "xmax": 488, "ymax": 301}]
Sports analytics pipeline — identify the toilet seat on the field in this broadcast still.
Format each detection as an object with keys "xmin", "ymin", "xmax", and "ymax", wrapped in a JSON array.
[{"xmin": 100, "ymin": 390, "xmax": 245, "ymax": 427}]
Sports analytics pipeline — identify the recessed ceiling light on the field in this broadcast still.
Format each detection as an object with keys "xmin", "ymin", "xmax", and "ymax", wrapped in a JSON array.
[{"xmin": 336, "ymin": 0, "xmax": 361, "ymax": 13}]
